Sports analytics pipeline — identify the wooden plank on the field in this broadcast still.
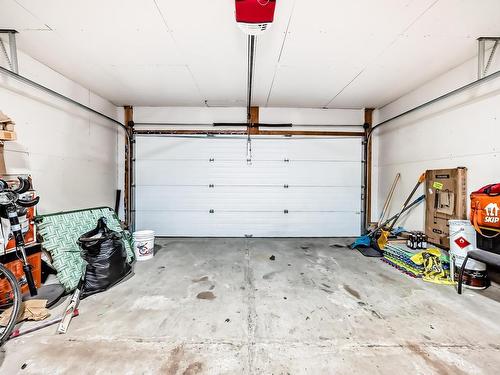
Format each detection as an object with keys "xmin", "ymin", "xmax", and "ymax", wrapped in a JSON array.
[
  {"xmin": 364, "ymin": 108, "xmax": 374, "ymax": 229},
  {"xmin": 124, "ymin": 106, "xmax": 134, "ymax": 227},
  {"xmin": 135, "ymin": 129, "xmax": 247, "ymax": 136},
  {"xmin": 0, "ymin": 144, "xmax": 6, "ymax": 175},
  {"xmin": 0, "ymin": 111, "xmax": 11, "ymax": 123},
  {"xmin": 0, "ymin": 130, "xmax": 16, "ymax": 141},
  {"xmin": 134, "ymin": 129, "xmax": 364, "ymax": 137},
  {"xmin": 249, "ymin": 106, "xmax": 259, "ymax": 135},
  {"xmin": 2, "ymin": 123, "xmax": 15, "ymax": 131},
  {"xmin": 258, "ymin": 130, "xmax": 364, "ymax": 137}
]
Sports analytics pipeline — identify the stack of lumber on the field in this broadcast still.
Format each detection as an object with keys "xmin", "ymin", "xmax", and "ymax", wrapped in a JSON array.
[{"xmin": 0, "ymin": 111, "xmax": 16, "ymax": 141}]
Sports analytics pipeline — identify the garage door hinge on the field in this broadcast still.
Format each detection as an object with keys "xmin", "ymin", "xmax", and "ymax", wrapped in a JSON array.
[
  {"xmin": 284, "ymin": 209, "xmax": 289, "ymax": 214},
  {"xmin": 209, "ymin": 184, "xmax": 215, "ymax": 188},
  {"xmin": 245, "ymin": 234, "xmax": 253, "ymax": 238},
  {"xmin": 284, "ymin": 184, "xmax": 289, "ymax": 189},
  {"xmin": 284, "ymin": 158, "xmax": 290, "ymax": 163},
  {"xmin": 209, "ymin": 158, "xmax": 215, "ymax": 162},
  {"xmin": 209, "ymin": 209, "xmax": 215, "ymax": 213}
]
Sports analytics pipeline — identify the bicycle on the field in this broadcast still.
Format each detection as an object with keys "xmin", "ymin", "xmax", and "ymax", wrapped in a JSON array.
[
  {"xmin": 0, "ymin": 263, "xmax": 21, "ymax": 345},
  {"xmin": 0, "ymin": 177, "xmax": 40, "ymax": 345}
]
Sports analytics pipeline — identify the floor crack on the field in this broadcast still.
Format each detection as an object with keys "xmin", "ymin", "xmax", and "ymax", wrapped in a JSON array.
[{"xmin": 244, "ymin": 238, "xmax": 257, "ymax": 375}]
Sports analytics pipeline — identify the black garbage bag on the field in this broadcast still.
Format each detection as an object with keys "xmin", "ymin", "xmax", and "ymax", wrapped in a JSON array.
[{"xmin": 78, "ymin": 217, "xmax": 132, "ymax": 299}]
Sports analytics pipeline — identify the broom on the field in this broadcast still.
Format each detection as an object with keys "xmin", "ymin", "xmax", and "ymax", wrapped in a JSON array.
[
  {"xmin": 351, "ymin": 194, "xmax": 425, "ymax": 249},
  {"xmin": 376, "ymin": 173, "xmax": 400, "ymax": 226},
  {"xmin": 377, "ymin": 173, "xmax": 426, "ymax": 250}
]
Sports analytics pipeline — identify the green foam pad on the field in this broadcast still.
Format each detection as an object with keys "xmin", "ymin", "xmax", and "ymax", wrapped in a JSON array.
[
  {"xmin": 36, "ymin": 207, "xmax": 134, "ymax": 292},
  {"xmin": 385, "ymin": 243, "xmax": 450, "ymax": 264}
]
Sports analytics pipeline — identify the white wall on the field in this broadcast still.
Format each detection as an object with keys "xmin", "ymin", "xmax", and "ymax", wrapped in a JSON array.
[
  {"xmin": 0, "ymin": 48, "xmax": 123, "ymax": 214},
  {"xmin": 372, "ymin": 53, "xmax": 500, "ymax": 230}
]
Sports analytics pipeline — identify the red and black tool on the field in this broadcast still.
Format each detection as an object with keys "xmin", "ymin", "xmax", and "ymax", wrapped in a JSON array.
[{"xmin": 0, "ymin": 177, "xmax": 40, "ymax": 296}]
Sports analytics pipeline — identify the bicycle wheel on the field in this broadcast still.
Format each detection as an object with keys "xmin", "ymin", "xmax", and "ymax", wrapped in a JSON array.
[{"xmin": 0, "ymin": 263, "xmax": 21, "ymax": 345}]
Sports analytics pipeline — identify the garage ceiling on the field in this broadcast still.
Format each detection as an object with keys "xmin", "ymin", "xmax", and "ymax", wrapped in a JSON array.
[{"xmin": 1, "ymin": 0, "xmax": 499, "ymax": 108}]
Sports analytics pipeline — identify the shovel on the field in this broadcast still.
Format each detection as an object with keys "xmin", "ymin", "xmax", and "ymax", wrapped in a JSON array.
[
  {"xmin": 351, "ymin": 195, "xmax": 425, "ymax": 249},
  {"xmin": 377, "ymin": 173, "xmax": 426, "ymax": 249}
]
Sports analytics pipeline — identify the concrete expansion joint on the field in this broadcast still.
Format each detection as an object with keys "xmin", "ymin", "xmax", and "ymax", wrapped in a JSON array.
[
  {"xmin": 244, "ymin": 240, "xmax": 258, "ymax": 375},
  {"xmin": 57, "ymin": 335, "xmax": 500, "ymax": 352},
  {"xmin": 60, "ymin": 336, "xmax": 248, "ymax": 347}
]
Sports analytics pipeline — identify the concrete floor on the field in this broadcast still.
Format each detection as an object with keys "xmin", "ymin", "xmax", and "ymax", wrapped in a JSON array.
[{"xmin": 2, "ymin": 238, "xmax": 500, "ymax": 374}]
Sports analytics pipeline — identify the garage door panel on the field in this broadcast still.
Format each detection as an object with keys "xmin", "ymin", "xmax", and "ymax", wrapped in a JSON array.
[
  {"xmin": 135, "ymin": 160, "xmax": 361, "ymax": 186},
  {"xmin": 135, "ymin": 186, "xmax": 361, "ymax": 212},
  {"xmin": 252, "ymin": 138, "xmax": 362, "ymax": 161},
  {"xmin": 135, "ymin": 137, "xmax": 247, "ymax": 160},
  {"xmin": 135, "ymin": 137, "xmax": 361, "ymax": 162},
  {"xmin": 135, "ymin": 136, "xmax": 362, "ymax": 237},
  {"xmin": 136, "ymin": 211, "xmax": 361, "ymax": 237}
]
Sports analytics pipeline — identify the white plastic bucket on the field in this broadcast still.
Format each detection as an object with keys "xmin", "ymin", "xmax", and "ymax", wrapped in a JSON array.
[
  {"xmin": 449, "ymin": 220, "xmax": 485, "ymax": 271},
  {"xmin": 133, "ymin": 230, "xmax": 155, "ymax": 261}
]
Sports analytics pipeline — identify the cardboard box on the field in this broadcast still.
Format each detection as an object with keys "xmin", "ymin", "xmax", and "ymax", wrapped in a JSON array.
[
  {"xmin": 425, "ymin": 168, "xmax": 467, "ymax": 248},
  {"xmin": 0, "ymin": 145, "xmax": 6, "ymax": 175},
  {"xmin": 0, "ymin": 142, "xmax": 30, "ymax": 176}
]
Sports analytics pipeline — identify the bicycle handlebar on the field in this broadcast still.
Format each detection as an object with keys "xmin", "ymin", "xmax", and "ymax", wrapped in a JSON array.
[{"xmin": 0, "ymin": 177, "xmax": 38, "ymax": 208}]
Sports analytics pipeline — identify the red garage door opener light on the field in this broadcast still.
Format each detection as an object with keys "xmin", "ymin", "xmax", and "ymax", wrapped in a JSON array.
[{"xmin": 235, "ymin": 0, "xmax": 277, "ymax": 35}]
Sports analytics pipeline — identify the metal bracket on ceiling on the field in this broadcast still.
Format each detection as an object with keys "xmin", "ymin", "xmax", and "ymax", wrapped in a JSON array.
[
  {"xmin": 478, "ymin": 37, "xmax": 500, "ymax": 79},
  {"xmin": 0, "ymin": 29, "xmax": 19, "ymax": 74}
]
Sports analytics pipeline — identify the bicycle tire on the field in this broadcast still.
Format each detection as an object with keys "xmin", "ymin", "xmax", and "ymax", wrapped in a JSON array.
[{"xmin": 0, "ymin": 263, "xmax": 21, "ymax": 346}]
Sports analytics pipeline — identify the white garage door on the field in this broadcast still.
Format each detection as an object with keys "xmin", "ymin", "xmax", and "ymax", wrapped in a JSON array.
[{"xmin": 134, "ymin": 136, "xmax": 362, "ymax": 237}]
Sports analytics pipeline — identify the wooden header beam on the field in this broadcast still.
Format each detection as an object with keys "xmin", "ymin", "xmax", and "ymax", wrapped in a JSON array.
[
  {"xmin": 364, "ymin": 108, "xmax": 374, "ymax": 229},
  {"xmin": 124, "ymin": 106, "xmax": 134, "ymax": 228},
  {"xmin": 133, "ymin": 129, "xmax": 365, "ymax": 137},
  {"xmin": 248, "ymin": 106, "xmax": 259, "ymax": 135}
]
